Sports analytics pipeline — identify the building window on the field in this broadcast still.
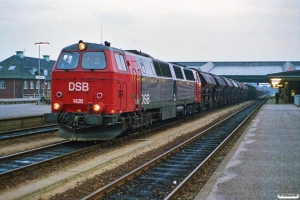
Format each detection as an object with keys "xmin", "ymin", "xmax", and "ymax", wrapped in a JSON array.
[
  {"xmin": 24, "ymin": 81, "xmax": 28, "ymax": 89},
  {"xmin": 30, "ymin": 81, "xmax": 34, "ymax": 89},
  {"xmin": 8, "ymin": 66, "xmax": 16, "ymax": 70},
  {"xmin": 47, "ymin": 81, "xmax": 51, "ymax": 89},
  {"xmin": 0, "ymin": 80, "xmax": 5, "ymax": 89},
  {"xmin": 36, "ymin": 81, "xmax": 40, "ymax": 89}
]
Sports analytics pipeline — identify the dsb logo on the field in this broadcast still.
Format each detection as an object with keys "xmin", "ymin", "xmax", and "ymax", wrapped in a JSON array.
[{"xmin": 69, "ymin": 82, "xmax": 89, "ymax": 91}]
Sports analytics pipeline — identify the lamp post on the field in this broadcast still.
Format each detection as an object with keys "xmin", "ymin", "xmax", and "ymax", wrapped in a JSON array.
[{"xmin": 34, "ymin": 42, "xmax": 49, "ymax": 105}]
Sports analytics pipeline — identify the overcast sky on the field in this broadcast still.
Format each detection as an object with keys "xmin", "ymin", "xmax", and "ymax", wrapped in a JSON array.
[{"xmin": 0, "ymin": 0, "xmax": 299, "ymax": 62}]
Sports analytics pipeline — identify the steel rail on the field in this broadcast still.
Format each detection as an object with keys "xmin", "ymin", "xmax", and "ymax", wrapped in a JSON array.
[
  {"xmin": 0, "ymin": 140, "xmax": 109, "ymax": 180},
  {"xmin": 0, "ymin": 141, "xmax": 70, "ymax": 179},
  {"xmin": 0, "ymin": 125, "xmax": 58, "ymax": 141},
  {"xmin": 82, "ymin": 100, "xmax": 261, "ymax": 200},
  {"xmin": 0, "ymin": 141, "xmax": 69, "ymax": 161},
  {"xmin": 165, "ymin": 98, "xmax": 267, "ymax": 199},
  {"xmin": 0, "ymin": 114, "xmax": 186, "ymax": 181},
  {"xmin": 0, "ymin": 100, "xmax": 256, "ymax": 200}
]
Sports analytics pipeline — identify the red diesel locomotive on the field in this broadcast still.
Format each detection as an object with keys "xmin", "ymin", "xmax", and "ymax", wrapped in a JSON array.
[{"xmin": 44, "ymin": 40, "xmax": 248, "ymax": 141}]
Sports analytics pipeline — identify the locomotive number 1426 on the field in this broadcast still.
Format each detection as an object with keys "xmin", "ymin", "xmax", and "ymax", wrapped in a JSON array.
[{"xmin": 73, "ymin": 99, "xmax": 83, "ymax": 104}]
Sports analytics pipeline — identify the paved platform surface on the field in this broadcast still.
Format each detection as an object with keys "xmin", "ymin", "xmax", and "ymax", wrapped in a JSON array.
[
  {"xmin": 0, "ymin": 98, "xmax": 39, "ymax": 105},
  {"xmin": 195, "ymin": 96, "xmax": 300, "ymax": 200},
  {"xmin": 0, "ymin": 104, "xmax": 50, "ymax": 119}
]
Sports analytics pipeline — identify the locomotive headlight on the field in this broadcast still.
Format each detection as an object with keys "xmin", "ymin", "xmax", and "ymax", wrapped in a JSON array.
[
  {"xmin": 92, "ymin": 102, "xmax": 105, "ymax": 113},
  {"xmin": 53, "ymin": 103, "xmax": 60, "ymax": 110},
  {"xmin": 78, "ymin": 40, "xmax": 87, "ymax": 51},
  {"xmin": 53, "ymin": 101, "xmax": 64, "ymax": 112},
  {"xmin": 93, "ymin": 104, "xmax": 101, "ymax": 112}
]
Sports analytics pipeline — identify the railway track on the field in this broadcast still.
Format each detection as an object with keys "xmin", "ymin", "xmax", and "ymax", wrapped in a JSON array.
[
  {"xmin": 82, "ymin": 98, "xmax": 266, "ymax": 199},
  {"xmin": 0, "ymin": 114, "xmax": 188, "ymax": 182},
  {"xmin": 0, "ymin": 141, "xmax": 99, "ymax": 180},
  {"xmin": 0, "ymin": 119, "xmax": 180, "ymax": 181},
  {"xmin": 0, "ymin": 125, "xmax": 57, "ymax": 141},
  {"xmin": 0, "ymin": 100, "xmax": 257, "ymax": 199}
]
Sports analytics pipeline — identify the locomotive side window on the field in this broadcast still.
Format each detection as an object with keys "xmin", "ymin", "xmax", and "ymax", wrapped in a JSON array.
[
  {"xmin": 152, "ymin": 60, "xmax": 172, "ymax": 77},
  {"xmin": 160, "ymin": 62, "xmax": 172, "ymax": 78},
  {"xmin": 184, "ymin": 69, "xmax": 195, "ymax": 81},
  {"xmin": 150, "ymin": 62, "xmax": 156, "ymax": 75},
  {"xmin": 115, "ymin": 54, "xmax": 127, "ymax": 71},
  {"xmin": 173, "ymin": 66, "xmax": 184, "ymax": 79},
  {"xmin": 57, "ymin": 52, "xmax": 80, "ymax": 69},
  {"xmin": 139, "ymin": 59, "xmax": 146, "ymax": 74},
  {"xmin": 153, "ymin": 60, "xmax": 162, "ymax": 76},
  {"xmin": 82, "ymin": 52, "xmax": 106, "ymax": 69}
]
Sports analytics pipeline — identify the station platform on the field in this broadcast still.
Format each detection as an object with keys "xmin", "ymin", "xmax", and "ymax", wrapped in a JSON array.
[
  {"xmin": 195, "ymin": 96, "xmax": 300, "ymax": 199},
  {"xmin": 0, "ymin": 103, "xmax": 50, "ymax": 120},
  {"xmin": 0, "ymin": 98, "xmax": 39, "ymax": 105}
]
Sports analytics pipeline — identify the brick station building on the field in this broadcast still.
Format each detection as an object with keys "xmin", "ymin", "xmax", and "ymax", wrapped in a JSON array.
[{"xmin": 0, "ymin": 51, "xmax": 55, "ymax": 98}]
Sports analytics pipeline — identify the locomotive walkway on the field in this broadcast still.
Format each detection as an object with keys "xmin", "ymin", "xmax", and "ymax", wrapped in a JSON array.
[{"xmin": 195, "ymin": 96, "xmax": 300, "ymax": 199}]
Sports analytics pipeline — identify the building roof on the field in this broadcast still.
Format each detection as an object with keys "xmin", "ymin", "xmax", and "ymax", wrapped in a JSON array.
[
  {"xmin": 209, "ymin": 65, "xmax": 282, "ymax": 76},
  {"xmin": 292, "ymin": 62, "xmax": 300, "ymax": 70},
  {"xmin": 266, "ymin": 70, "xmax": 300, "ymax": 87},
  {"xmin": 266, "ymin": 70, "xmax": 300, "ymax": 80},
  {"xmin": 0, "ymin": 54, "xmax": 55, "ymax": 80},
  {"xmin": 203, "ymin": 61, "xmax": 292, "ymax": 76}
]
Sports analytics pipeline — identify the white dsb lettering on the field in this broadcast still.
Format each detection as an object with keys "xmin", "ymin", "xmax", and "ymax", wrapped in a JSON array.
[{"xmin": 69, "ymin": 82, "xmax": 89, "ymax": 91}]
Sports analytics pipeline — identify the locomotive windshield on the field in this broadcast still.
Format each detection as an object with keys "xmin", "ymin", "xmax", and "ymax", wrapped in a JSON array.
[
  {"xmin": 82, "ymin": 52, "xmax": 106, "ymax": 69},
  {"xmin": 57, "ymin": 52, "xmax": 80, "ymax": 69}
]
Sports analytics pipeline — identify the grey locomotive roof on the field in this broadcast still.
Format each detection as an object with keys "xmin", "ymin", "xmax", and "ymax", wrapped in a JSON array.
[
  {"xmin": 125, "ymin": 50, "xmax": 153, "ymax": 58},
  {"xmin": 63, "ymin": 42, "xmax": 121, "ymax": 52}
]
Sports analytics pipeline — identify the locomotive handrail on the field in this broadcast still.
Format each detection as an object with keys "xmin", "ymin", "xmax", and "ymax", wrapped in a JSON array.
[{"xmin": 137, "ymin": 68, "xmax": 142, "ymax": 96}]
